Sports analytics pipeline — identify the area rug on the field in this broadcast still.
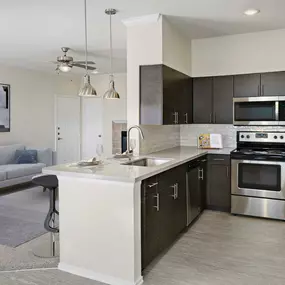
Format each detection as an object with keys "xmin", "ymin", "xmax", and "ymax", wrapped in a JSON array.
[{"xmin": 0, "ymin": 187, "xmax": 50, "ymax": 247}]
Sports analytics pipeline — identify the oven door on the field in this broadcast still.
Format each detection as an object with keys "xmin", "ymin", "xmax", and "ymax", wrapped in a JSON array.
[
  {"xmin": 231, "ymin": 159, "xmax": 285, "ymax": 200},
  {"xmin": 233, "ymin": 97, "xmax": 279, "ymax": 126}
]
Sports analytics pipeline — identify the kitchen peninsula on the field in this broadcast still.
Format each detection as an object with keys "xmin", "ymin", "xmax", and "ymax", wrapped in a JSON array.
[{"xmin": 43, "ymin": 146, "xmax": 233, "ymax": 285}]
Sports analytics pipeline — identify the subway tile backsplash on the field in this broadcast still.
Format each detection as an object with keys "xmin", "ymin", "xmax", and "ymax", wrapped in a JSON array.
[
  {"xmin": 180, "ymin": 124, "xmax": 285, "ymax": 147},
  {"xmin": 140, "ymin": 125, "xmax": 180, "ymax": 154}
]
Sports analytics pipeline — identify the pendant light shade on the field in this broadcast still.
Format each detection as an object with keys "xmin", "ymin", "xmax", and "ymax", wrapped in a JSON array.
[
  {"xmin": 104, "ymin": 8, "xmax": 120, "ymax": 99},
  {"xmin": 78, "ymin": 74, "xmax": 97, "ymax": 97},
  {"xmin": 78, "ymin": 0, "xmax": 97, "ymax": 97},
  {"xmin": 104, "ymin": 75, "xmax": 120, "ymax": 99}
]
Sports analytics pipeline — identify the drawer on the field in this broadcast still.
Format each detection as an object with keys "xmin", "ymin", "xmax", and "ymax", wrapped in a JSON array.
[{"xmin": 208, "ymin": 154, "xmax": 230, "ymax": 165}]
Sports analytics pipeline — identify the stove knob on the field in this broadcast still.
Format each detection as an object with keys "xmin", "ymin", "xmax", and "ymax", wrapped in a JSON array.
[
  {"xmin": 241, "ymin": 135, "xmax": 244, "ymax": 139},
  {"xmin": 281, "ymin": 136, "xmax": 284, "ymax": 139},
  {"xmin": 274, "ymin": 136, "xmax": 278, "ymax": 139},
  {"xmin": 246, "ymin": 135, "xmax": 250, "ymax": 139}
]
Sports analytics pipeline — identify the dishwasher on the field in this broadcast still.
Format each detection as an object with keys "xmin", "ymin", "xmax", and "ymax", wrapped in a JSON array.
[{"xmin": 187, "ymin": 159, "xmax": 202, "ymax": 226}]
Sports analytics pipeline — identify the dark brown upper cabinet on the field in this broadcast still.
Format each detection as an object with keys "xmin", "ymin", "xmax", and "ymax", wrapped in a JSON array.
[
  {"xmin": 193, "ymin": 77, "xmax": 213, "ymax": 124},
  {"xmin": 233, "ymin": 73, "xmax": 261, "ymax": 97},
  {"xmin": 261, "ymin": 72, "xmax": 285, "ymax": 96},
  {"xmin": 213, "ymin": 76, "xmax": 233, "ymax": 124},
  {"xmin": 140, "ymin": 64, "xmax": 192, "ymax": 125},
  {"xmin": 193, "ymin": 76, "xmax": 233, "ymax": 124}
]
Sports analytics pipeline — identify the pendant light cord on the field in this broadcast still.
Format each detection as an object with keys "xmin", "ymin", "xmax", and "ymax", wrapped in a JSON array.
[
  {"xmin": 84, "ymin": 0, "xmax": 88, "ymax": 74},
  {"xmin": 109, "ymin": 13, "xmax": 113, "ymax": 78}
]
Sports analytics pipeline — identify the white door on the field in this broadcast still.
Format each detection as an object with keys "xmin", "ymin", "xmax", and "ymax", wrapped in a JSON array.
[
  {"xmin": 56, "ymin": 96, "xmax": 80, "ymax": 164},
  {"xmin": 81, "ymin": 98, "xmax": 103, "ymax": 160}
]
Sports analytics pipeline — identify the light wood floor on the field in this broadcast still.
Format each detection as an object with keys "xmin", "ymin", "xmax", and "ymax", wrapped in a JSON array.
[{"xmin": 2, "ymin": 210, "xmax": 285, "ymax": 284}]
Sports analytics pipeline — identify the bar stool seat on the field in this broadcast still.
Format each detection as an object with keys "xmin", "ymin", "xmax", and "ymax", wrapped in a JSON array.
[{"xmin": 32, "ymin": 174, "xmax": 59, "ymax": 258}]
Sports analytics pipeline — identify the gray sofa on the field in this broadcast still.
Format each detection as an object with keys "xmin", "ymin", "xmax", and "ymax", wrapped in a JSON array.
[{"xmin": 0, "ymin": 144, "xmax": 52, "ymax": 190}]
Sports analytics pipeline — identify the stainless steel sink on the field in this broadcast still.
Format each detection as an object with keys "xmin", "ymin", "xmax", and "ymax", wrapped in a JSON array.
[{"xmin": 122, "ymin": 157, "xmax": 171, "ymax": 167}]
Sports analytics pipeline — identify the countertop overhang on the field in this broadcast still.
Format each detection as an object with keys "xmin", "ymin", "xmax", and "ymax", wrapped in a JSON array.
[{"xmin": 43, "ymin": 146, "xmax": 233, "ymax": 183}]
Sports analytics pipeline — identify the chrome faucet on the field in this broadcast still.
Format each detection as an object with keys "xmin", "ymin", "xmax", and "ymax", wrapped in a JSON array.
[{"xmin": 127, "ymin": 125, "xmax": 144, "ymax": 157}]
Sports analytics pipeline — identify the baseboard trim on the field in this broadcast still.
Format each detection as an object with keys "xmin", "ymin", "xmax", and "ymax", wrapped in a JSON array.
[{"xmin": 58, "ymin": 263, "xmax": 143, "ymax": 285}]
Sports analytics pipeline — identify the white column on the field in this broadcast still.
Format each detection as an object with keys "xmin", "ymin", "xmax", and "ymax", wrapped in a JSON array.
[{"xmin": 124, "ymin": 14, "xmax": 163, "ymax": 153}]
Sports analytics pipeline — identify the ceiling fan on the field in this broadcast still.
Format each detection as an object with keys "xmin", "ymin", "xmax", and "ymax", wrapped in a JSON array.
[{"xmin": 52, "ymin": 47, "xmax": 97, "ymax": 73}]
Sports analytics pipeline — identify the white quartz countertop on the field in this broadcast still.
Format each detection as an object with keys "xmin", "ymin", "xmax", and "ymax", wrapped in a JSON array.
[{"xmin": 43, "ymin": 146, "xmax": 234, "ymax": 183}]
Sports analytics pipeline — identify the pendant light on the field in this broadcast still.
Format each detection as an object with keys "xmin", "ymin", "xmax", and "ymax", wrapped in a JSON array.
[
  {"xmin": 104, "ymin": 8, "xmax": 120, "ymax": 99},
  {"xmin": 78, "ymin": 0, "xmax": 97, "ymax": 97}
]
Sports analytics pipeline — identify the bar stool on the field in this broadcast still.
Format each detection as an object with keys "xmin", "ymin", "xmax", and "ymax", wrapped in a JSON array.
[{"xmin": 32, "ymin": 174, "xmax": 59, "ymax": 258}]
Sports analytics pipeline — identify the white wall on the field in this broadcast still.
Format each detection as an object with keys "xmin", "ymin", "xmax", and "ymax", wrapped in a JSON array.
[
  {"xmin": 162, "ymin": 17, "xmax": 191, "ymax": 76},
  {"xmin": 83, "ymin": 73, "xmax": 127, "ymax": 157},
  {"xmin": 192, "ymin": 29, "xmax": 285, "ymax": 77},
  {"xmin": 0, "ymin": 65, "xmax": 80, "ymax": 148}
]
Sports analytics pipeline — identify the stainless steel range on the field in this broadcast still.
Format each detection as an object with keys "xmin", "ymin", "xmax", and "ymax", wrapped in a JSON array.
[{"xmin": 231, "ymin": 131, "xmax": 285, "ymax": 220}]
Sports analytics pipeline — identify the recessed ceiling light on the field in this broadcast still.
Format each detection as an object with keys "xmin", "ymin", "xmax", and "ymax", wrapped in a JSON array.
[
  {"xmin": 244, "ymin": 9, "xmax": 260, "ymax": 16},
  {"xmin": 92, "ymin": 69, "xmax": 99, "ymax": 74}
]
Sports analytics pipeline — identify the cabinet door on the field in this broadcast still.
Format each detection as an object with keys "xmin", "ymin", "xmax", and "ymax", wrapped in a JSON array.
[
  {"xmin": 188, "ymin": 166, "xmax": 201, "ymax": 223},
  {"xmin": 157, "ymin": 170, "xmax": 177, "ymax": 251},
  {"xmin": 140, "ymin": 65, "xmax": 163, "ymax": 125},
  {"xmin": 174, "ymin": 165, "xmax": 187, "ymax": 234},
  {"xmin": 213, "ymin": 76, "xmax": 233, "ymax": 124},
  {"xmin": 233, "ymin": 73, "xmax": 260, "ymax": 97},
  {"xmin": 179, "ymin": 77, "xmax": 193, "ymax": 124},
  {"xmin": 141, "ymin": 177, "xmax": 160, "ymax": 269},
  {"xmin": 163, "ymin": 66, "xmax": 178, "ymax": 125},
  {"xmin": 261, "ymin": 72, "xmax": 285, "ymax": 96},
  {"xmin": 198, "ymin": 157, "xmax": 207, "ymax": 211},
  {"xmin": 207, "ymin": 157, "xmax": 231, "ymax": 212},
  {"xmin": 193, "ymin": 77, "xmax": 213, "ymax": 123}
]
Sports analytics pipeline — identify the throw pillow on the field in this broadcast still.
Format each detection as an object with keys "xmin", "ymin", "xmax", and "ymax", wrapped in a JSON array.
[{"xmin": 14, "ymin": 149, "xmax": 38, "ymax": 164}]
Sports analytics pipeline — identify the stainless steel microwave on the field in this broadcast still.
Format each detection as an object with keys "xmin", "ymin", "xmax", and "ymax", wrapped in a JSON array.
[{"xmin": 233, "ymin": 96, "xmax": 285, "ymax": 126}]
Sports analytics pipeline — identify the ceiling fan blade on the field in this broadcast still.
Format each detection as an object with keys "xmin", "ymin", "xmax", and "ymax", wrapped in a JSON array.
[
  {"xmin": 73, "ymin": 63, "xmax": 97, "ymax": 71},
  {"xmin": 73, "ymin": 61, "xmax": 95, "ymax": 65}
]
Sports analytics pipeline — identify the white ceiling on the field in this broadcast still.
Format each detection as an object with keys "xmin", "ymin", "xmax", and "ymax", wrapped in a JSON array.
[{"xmin": 2, "ymin": 0, "xmax": 285, "ymax": 75}]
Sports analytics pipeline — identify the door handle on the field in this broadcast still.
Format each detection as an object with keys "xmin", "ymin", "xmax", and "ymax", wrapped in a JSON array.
[
  {"xmin": 148, "ymin": 182, "xmax": 158, "ymax": 188},
  {"xmin": 58, "ymin": 137, "xmax": 63, "ymax": 140},
  {"xmin": 153, "ymin": 193, "xmax": 160, "ymax": 211},
  {"xmin": 184, "ymin": 113, "xmax": 188, "ymax": 124}
]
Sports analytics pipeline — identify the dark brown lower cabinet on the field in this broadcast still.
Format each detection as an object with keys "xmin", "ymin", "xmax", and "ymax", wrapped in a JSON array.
[
  {"xmin": 207, "ymin": 154, "xmax": 231, "ymax": 212},
  {"xmin": 141, "ymin": 165, "xmax": 187, "ymax": 270}
]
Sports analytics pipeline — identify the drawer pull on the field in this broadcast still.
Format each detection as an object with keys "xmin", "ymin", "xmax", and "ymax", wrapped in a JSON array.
[
  {"xmin": 213, "ymin": 158, "xmax": 225, "ymax": 161},
  {"xmin": 148, "ymin": 182, "xmax": 158, "ymax": 188}
]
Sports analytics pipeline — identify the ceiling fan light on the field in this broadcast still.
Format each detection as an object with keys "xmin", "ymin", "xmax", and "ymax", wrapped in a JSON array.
[
  {"xmin": 103, "ymin": 79, "xmax": 120, "ymax": 99},
  {"xmin": 59, "ymin": 63, "xmax": 72, "ymax": 72},
  {"xmin": 78, "ymin": 74, "xmax": 97, "ymax": 97}
]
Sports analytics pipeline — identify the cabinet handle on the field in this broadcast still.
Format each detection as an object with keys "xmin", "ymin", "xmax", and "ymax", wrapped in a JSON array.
[
  {"xmin": 170, "ymin": 184, "xmax": 176, "ymax": 198},
  {"xmin": 201, "ymin": 159, "xmax": 207, "ymax": 162},
  {"xmin": 258, "ymin": 85, "xmax": 260, "ymax": 96},
  {"xmin": 214, "ymin": 113, "xmax": 217, "ymax": 124},
  {"xmin": 153, "ymin": 193, "xmax": 160, "ymax": 211},
  {"xmin": 176, "ymin": 112, "xmax": 179, "ymax": 124},
  {"xmin": 210, "ymin": 113, "xmax": 212, "ymax": 123},
  {"xmin": 172, "ymin": 112, "xmax": 176, "ymax": 124},
  {"xmin": 184, "ymin": 113, "xmax": 188, "ymax": 124},
  {"xmin": 175, "ymin": 183, "xmax": 178, "ymax": 199},
  {"xmin": 262, "ymin": 84, "xmax": 264, "ymax": 96},
  {"xmin": 213, "ymin": 158, "xmax": 225, "ymax": 161},
  {"xmin": 198, "ymin": 168, "xmax": 204, "ymax": 180},
  {"xmin": 226, "ymin": 166, "xmax": 229, "ymax": 178},
  {"xmin": 148, "ymin": 182, "xmax": 158, "ymax": 188}
]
